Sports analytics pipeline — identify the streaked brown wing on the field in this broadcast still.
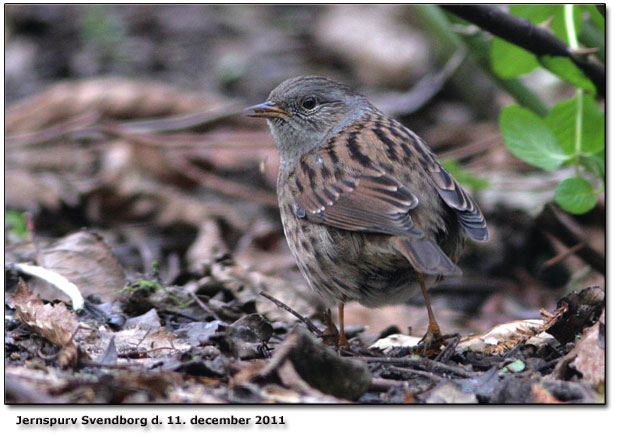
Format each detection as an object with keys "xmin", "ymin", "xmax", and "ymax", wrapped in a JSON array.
[
  {"xmin": 424, "ymin": 154, "xmax": 489, "ymax": 241},
  {"xmin": 291, "ymin": 160, "xmax": 423, "ymax": 238},
  {"xmin": 401, "ymin": 126, "xmax": 489, "ymax": 242}
]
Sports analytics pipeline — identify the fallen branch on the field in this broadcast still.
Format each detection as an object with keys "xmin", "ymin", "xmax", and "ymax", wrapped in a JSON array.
[{"xmin": 356, "ymin": 356, "xmax": 473, "ymax": 378}]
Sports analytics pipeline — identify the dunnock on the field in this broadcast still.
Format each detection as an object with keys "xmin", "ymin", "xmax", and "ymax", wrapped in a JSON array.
[{"xmin": 246, "ymin": 76, "xmax": 488, "ymax": 348}]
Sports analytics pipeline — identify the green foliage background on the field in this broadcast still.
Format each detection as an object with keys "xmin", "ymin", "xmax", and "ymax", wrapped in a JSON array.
[{"xmin": 489, "ymin": 4, "xmax": 605, "ymax": 214}]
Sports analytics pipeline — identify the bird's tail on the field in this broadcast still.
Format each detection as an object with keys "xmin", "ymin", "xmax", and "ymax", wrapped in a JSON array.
[{"xmin": 392, "ymin": 237, "xmax": 461, "ymax": 276}]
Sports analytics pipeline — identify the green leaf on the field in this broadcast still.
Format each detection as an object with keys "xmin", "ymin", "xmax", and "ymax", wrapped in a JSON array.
[
  {"xmin": 554, "ymin": 177, "xmax": 597, "ymax": 214},
  {"xmin": 510, "ymin": 4, "xmax": 555, "ymax": 24},
  {"xmin": 5, "ymin": 210, "xmax": 30, "ymax": 241},
  {"xmin": 581, "ymin": 152, "xmax": 605, "ymax": 181},
  {"xmin": 441, "ymin": 159, "xmax": 491, "ymax": 191},
  {"xmin": 545, "ymin": 99, "xmax": 576, "ymax": 155},
  {"xmin": 545, "ymin": 95, "xmax": 605, "ymax": 155},
  {"xmin": 491, "ymin": 37, "xmax": 539, "ymax": 78},
  {"xmin": 507, "ymin": 359, "xmax": 526, "ymax": 373},
  {"xmin": 585, "ymin": 5, "xmax": 605, "ymax": 34},
  {"xmin": 540, "ymin": 56, "xmax": 597, "ymax": 94},
  {"xmin": 499, "ymin": 359, "xmax": 526, "ymax": 375},
  {"xmin": 500, "ymin": 106, "xmax": 569, "ymax": 170},
  {"xmin": 579, "ymin": 98, "xmax": 605, "ymax": 154}
]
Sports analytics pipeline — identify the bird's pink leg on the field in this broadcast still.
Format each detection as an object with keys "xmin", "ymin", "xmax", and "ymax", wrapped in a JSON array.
[
  {"xmin": 416, "ymin": 272, "xmax": 443, "ymax": 347},
  {"xmin": 337, "ymin": 302, "xmax": 349, "ymax": 347}
]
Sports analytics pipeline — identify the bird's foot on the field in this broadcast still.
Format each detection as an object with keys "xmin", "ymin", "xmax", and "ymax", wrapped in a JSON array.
[
  {"xmin": 319, "ymin": 308, "xmax": 350, "ymax": 348},
  {"xmin": 415, "ymin": 330, "xmax": 460, "ymax": 361},
  {"xmin": 417, "ymin": 326, "xmax": 443, "ymax": 353}
]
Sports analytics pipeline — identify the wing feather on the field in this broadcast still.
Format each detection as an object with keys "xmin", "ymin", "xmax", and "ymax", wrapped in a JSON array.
[{"xmin": 293, "ymin": 164, "xmax": 423, "ymax": 238}]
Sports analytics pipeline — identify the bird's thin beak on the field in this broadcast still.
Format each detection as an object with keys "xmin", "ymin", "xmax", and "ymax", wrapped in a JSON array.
[{"xmin": 244, "ymin": 101, "xmax": 289, "ymax": 119}]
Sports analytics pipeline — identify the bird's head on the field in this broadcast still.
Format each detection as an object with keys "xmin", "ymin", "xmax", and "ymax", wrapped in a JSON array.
[{"xmin": 245, "ymin": 76, "xmax": 372, "ymax": 168}]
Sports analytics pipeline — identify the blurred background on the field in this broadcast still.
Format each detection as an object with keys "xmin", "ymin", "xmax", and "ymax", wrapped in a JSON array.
[{"xmin": 4, "ymin": 4, "xmax": 605, "ymax": 339}]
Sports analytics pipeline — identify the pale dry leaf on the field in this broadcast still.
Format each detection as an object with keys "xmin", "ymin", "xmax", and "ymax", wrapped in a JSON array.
[
  {"xmin": 108, "ymin": 326, "xmax": 190, "ymax": 359},
  {"xmin": 187, "ymin": 220, "xmax": 229, "ymax": 271},
  {"xmin": 34, "ymin": 230, "xmax": 126, "ymax": 303},
  {"xmin": 420, "ymin": 382, "xmax": 478, "ymax": 404},
  {"xmin": 370, "ymin": 334, "xmax": 421, "ymax": 353},
  {"xmin": 5, "ymin": 169, "xmax": 69, "ymax": 211},
  {"xmin": 457, "ymin": 319, "xmax": 553, "ymax": 354}
]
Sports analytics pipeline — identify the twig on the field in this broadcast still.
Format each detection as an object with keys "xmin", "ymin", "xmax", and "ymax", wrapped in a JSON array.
[
  {"xmin": 356, "ymin": 356, "xmax": 474, "ymax": 378},
  {"xmin": 114, "ymin": 103, "xmax": 242, "ymax": 133},
  {"xmin": 166, "ymin": 153, "xmax": 278, "ymax": 207},
  {"xmin": 5, "ymin": 110, "xmax": 101, "ymax": 148},
  {"xmin": 387, "ymin": 366, "xmax": 445, "ymax": 382},
  {"xmin": 535, "ymin": 203, "xmax": 605, "ymax": 274},
  {"xmin": 158, "ymin": 309, "xmax": 201, "ymax": 322},
  {"xmin": 438, "ymin": 134, "xmax": 501, "ymax": 161},
  {"xmin": 369, "ymin": 377, "xmax": 410, "ymax": 392},
  {"xmin": 7, "ymin": 109, "xmax": 273, "ymax": 150},
  {"xmin": 442, "ymin": 5, "xmax": 605, "ymax": 97},
  {"xmin": 118, "ymin": 347, "xmax": 177, "ymax": 359},
  {"xmin": 190, "ymin": 293, "xmax": 221, "ymax": 321},
  {"xmin": 258, "ymin": 289, "xmax": 323, "ymax": 337},
  {"xmin": 135, "ymin": 329, "xmax": 152, "ymax": 348},
  {"xmin": 542, "ymin": 241, "xmax": 586, "ymax": 269},
  {"xmin": 374, "ymin": 49, "xmax": 466, "ymax": 116},
  {"xmin": 100, "ymin": 122, "xmax": 274, "ymax": 149}
]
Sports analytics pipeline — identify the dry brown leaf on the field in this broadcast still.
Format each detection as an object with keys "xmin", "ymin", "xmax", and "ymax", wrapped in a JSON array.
[
  {"xmin": 6, "ymin": 77, "xmax": 212, "ymax": 134},
  {"xmin": 530, "ymin": 383, "xmax": 563, "ymax": 404},
  {"xmin": 552, "ymin": 310, "xmax": 605, "ymax": 387},
  {"xmin": 12, "ymin": 279, "xmax": 79, "ymax": 348},
  {"xmin": 5, "ymin": 76, "xmax": 277, "ymax": 233}
]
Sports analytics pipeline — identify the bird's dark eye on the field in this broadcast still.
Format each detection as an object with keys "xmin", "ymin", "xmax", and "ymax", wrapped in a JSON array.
[{"xmin": 301, "ymin": 96, "xmax": 317, "ymax": 110}]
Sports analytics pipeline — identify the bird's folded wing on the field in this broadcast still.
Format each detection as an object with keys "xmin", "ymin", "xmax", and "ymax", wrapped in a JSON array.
[
  {"xmin": 413, "ymin": 137, "xmax": 489, "ymax": 242},
  {"xmin": 291, "ymin": 162, "xmax": 423, "ymax": 238}
]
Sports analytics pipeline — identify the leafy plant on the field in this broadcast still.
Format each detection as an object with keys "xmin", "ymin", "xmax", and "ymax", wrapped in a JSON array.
[
  {"xmin": 5, "ymin": 210, "xmax": 31, "ymax": 243},
  {"xmin": 491, "ymin": 5, "xmax": 605, "ymax": 214}
]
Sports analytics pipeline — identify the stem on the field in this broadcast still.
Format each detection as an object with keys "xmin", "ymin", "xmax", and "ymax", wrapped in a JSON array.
[
  {"xmin": 564, "ymin": 5, "xmax": 579, "ymax": 49},
  {"xmin": 574, "ymin": 89, "xmax": 583, "ymax": 177},
  {"xmin": 565, "ymin": 5, "xmax": 583, "ymax": 177}
]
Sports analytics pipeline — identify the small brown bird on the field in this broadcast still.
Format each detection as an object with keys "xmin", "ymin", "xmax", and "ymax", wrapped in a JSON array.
[{"xmin": 246, "ymin": 76, "xmax": 488, "ymax": 348}]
